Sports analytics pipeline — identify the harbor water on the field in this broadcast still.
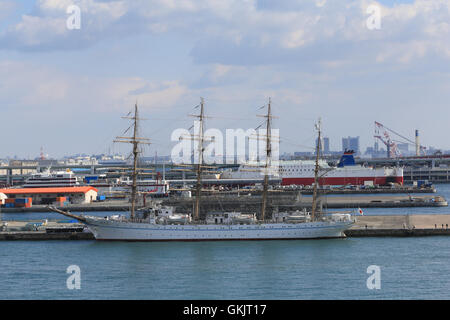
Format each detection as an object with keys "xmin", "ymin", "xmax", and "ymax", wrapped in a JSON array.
[{"xmin": 1, "ymin": 184, "xmax": 450, "ymax": 300}]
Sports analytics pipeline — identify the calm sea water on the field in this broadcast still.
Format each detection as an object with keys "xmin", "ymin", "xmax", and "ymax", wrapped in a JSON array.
[{"xmin": 1, "ymin": 184, "xmax": 450, "ymax": 300}]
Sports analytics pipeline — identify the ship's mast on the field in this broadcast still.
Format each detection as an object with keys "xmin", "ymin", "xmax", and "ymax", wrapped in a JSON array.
[
  {"xmin": 194, "ymin": 98, "xmax": 205, "ymax": 221},
  {"xmin": 114, "ymin": 103, "xmax": 150, "ymax": 219},
  {"xmin": 261, "ymin": 97, "xmax": 272, "ymax": 222},
  {"xmin": 130, "ymin": 104, "xmax": 139, "ymax": 219},
  {"xmin": 311, "ymin": 117, "xmax": 322, "ymax": 221}
]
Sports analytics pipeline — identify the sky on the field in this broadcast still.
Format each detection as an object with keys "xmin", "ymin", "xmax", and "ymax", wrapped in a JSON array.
[{"xmin": 0, "ymin": 0, "xmax": 449, "ymax": 159}]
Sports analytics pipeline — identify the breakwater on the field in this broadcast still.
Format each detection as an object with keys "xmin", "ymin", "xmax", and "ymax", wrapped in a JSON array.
[
  {"xmin": 0, "ymin": 193, "xmax": 446, "ymax": 214},
  {"xmin": 161, "ymin": 194, "xmax": 447, "ymax": 216}
]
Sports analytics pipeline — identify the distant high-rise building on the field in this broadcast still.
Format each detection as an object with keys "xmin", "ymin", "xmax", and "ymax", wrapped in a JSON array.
[
  {"xmin": 323, "ymin": 137, "xmax": 330, "ymax": 154},
  {"xmin": 315, "ymin": 137, "xmax": 330, "ymax": 154},
  {"xmin": 342, "ymin": 136, "xmax": 360, "ymax": 154},
  {"xmin": 397, "ymin": 143, "xmax": 409, "ymax": 154}
]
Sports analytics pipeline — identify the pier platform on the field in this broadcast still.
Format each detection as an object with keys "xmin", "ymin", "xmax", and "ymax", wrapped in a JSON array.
[
  {"xmin": 345, "ymin": 214, "xmax": 450, "ymax": 237},
  {"xmin": 0, "ymin": 220, "xmax": 94, "ymax": 240},
  {"xmin": 0, "ymin": 231, "xmax": 94, "ymax": 240},
  {"xmin": 161, "ymin": 194, "xmax": 448, "ymax": 215},
  {"xmin": 296, "ymin": 186, "xmax": 436, "ymax": 194},
  {"xmin": 0, "ymin": 189, "xmax": 445, "ymax": 213},
  {"xmin": 0, "ymin": 201, "xmax": 131, "ymax": 213}
]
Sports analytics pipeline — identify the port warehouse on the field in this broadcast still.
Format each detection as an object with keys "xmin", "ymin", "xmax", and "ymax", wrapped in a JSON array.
[{"xmin": 0, "ymin": 187, "xmax": 98, "ymax": 205}]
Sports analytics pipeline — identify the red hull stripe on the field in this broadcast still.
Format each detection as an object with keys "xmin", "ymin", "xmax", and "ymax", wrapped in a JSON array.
[{"xmin": 281, "ymin": 176, "xmax": 404, "ymax": 186}]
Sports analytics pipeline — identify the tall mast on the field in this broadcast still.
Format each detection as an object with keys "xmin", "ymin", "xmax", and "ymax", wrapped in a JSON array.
[
  {"xmin": 114, "ymin": 103, "xmax": 150, "ymax": 220},
  {"xmin": 194, "ymin": 97, "xmax": 205, "ymax": 221},
  {"xmin": 261, "ymin": 97, "xmax": 272, "ymax": 221},
  {"xmin": 130, "ymin": 103, "xmax": 139, "ymax": 219},
  {"xmin": 311, "ymin": 117, "xmax": 322, "ymax": 221}
]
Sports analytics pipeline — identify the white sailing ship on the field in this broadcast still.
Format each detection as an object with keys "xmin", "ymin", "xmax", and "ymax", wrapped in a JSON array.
[{"xmin": 51, "ymin": 100, "xmax": 355, "ymax": 241}]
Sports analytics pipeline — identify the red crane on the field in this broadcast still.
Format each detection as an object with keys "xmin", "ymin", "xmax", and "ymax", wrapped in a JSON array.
[
  {"xmin": 374, "ymin": 121, "xmax": 427, "ymax": 158},
  {"xmin": 374, "ymin": 121, "xmax": 401, "ymax": 158}
]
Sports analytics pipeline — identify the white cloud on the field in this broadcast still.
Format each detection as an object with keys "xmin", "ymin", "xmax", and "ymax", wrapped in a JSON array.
[
  {"xmin": 9, "ymin": 15, "xmax": 67, "ymax": 47},
  {"xmin": 0, "ymin": 0, "xmax": 128, "ymax": 49},
  {"xmin": 0, "ymin": 60, "xmax": 189, "ymax": 114},
  {"xmin": 0, "ymin": 61, "xmax": 70, "ymax": 108},
  {"xmin": 0, "ymin": 0, "xmax": 449, "ymax": 67},
  {"xmin": 0, "ymin": 0, "xmax": 16, "ymax": 20},
  {"xmin": 1, "ymin": 0, "xmax": 450, "ymax": 155}
]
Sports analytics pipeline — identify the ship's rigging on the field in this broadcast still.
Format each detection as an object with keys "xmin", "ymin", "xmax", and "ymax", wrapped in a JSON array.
[
  {"xmin": 311, "ymin": 118, "xmax": 322, "ymax": 221},
  {"xmin": 113, "ymin": 103, "xmax": 150, "ymax": 219}
]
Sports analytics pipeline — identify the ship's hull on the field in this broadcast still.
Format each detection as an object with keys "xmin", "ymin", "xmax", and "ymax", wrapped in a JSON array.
[
  {"xmin": 281, "ymin": 175, "xmax": 404, "ymax": 186},
  {"xmin": 84, "ymin": 218, "xmax": 353, "ymax": 241},
  {"xmin": 222, "ymin": 166, "xmax": 404, "ymax": 186}
]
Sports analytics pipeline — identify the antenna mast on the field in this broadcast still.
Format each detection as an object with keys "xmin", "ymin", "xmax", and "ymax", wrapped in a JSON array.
[{"xmin": 114, "ymin": 103, "xmax": 150, "ymax": 219}]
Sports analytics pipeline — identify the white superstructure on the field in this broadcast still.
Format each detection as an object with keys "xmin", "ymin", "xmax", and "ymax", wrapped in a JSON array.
[
  {"xmin": 23, "ymin": 169, "xmax": 79, "ymax": 188},
  {"xmin": 118, "ymin": 177, "xmax": 169, "ymax": 196}
]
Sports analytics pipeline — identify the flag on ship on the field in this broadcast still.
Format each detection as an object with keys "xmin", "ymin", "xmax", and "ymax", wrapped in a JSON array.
[{"xmin": 358, "ymin": 208, "xmax": 364, "ymax": 215}]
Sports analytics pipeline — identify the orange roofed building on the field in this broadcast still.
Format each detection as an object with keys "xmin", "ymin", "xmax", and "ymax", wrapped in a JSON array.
[{"xmin": 0, "ymin": 187, "xmax": 98, "ymax": 204}]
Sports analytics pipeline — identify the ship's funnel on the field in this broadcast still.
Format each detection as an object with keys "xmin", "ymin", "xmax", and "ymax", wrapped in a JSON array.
[{"xmin": 337, "ymin": 150, "xmax": 356, "ymax": 167}]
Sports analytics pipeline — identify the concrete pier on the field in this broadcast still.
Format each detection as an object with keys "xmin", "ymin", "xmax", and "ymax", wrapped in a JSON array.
[
  {"xmin": 161, "ymin": 194, "xmax": 447, "ymax": 216},
  {"xmin": 352, "ymin": 214, "xmax": 449, "ymax": 229},
  {"xmin": 346, "ymin": 214, "xmax": 450, "ymax": 237},
  {"xmin": 0, "ymin": 231, "xmax": 94, "ymax": 240},
  {"xmin": 0, "ymin": 188, "xmax": 445, "ymax": 213},
  {"xmin": 0, "ymin": 220, "xmax": 94, "ymax": 240},
  {"xmin": 0, "ymin": 201, "xmax": 131, "ymax": 213},
  {"xmin": 292, "ymin": 186, "xmax": 436, "ymax": 195}
]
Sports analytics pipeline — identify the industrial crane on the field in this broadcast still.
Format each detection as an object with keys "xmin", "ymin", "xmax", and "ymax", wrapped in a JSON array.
[
  {"xmin": 374, "ymin": 121, "xmax": 400, "ymax": 158},
  {"xmin": 374, "ymin": 121, "xmax": 426, "ymax": 158}
]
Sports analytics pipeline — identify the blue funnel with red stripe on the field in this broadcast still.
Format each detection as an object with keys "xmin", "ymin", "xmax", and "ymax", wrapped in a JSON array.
[{"xmin": 337, "ymin": 150, "xmax": 356, "ymax": 167}]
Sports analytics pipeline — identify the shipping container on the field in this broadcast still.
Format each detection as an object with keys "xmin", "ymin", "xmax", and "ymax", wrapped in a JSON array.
[{"xmin": 417, "ymin": 180, "xmax": 428, "ymax": 187}]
